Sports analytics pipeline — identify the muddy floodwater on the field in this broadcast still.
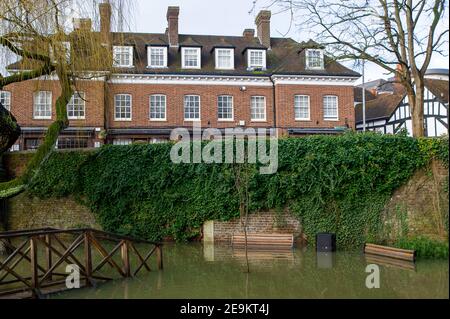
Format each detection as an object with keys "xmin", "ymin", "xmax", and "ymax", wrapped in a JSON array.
[{"xmin": 51, "ymin": 243, "xmax": 448, "ymax": 299}]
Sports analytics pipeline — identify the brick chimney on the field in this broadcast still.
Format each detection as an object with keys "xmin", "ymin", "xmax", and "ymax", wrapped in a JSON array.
[
  {"xmin": 255, "ymin": 10, "xmax": 271, "ymax": 49},
  {"xmin": 243, "ymin": 29, "xmax": 255, "ymax": 39},
  {"xmin": 167, "ymin": 6, "xmax": 180, "ymax": 47},
  {"xmin": 99, "ymin": 2, "xmax": 112, "ymax": 45},
  {"xmin": 73, "ymin": 18, "xmax": 92, "ymax": 31}
]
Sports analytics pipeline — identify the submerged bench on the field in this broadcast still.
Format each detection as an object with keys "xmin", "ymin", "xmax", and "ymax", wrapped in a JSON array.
[
  {"xmin": 232, "ymin": 233, "xmax": 294, "ymax": 249},
  {"xmin": 364, "ymin": 243, "xmax": 416, "ymax": 262}
]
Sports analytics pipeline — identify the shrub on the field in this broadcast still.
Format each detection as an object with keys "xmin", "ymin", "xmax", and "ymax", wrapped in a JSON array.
[
  {"xmin": 395, "ymin": 236, "xmax": 449, "ymax": 259},
  {"xmin": 27, "ymin": 132, "xmax": 448, "ymax": 247}
]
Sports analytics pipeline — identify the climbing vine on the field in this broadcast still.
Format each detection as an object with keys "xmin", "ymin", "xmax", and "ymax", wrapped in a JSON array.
[{"xmin": 26, "ymin": 133, "xmax": 448, "ymax": 248}]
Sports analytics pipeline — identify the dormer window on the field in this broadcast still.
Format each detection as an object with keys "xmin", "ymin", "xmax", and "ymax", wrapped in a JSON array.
[
  {"xmin": 306, "ymin": 49, "xmax": 324, "ymax": 69},
  {"xmin": 215, "ymin": 48, "xmax": 234, "ymax": 70},
  {"xmin": 148, "ymin": 46, "xmax": 168, "ymax": 68},
  {"xmin": 248, "ymin": 49, "xmax": 266, "ymax": 70},
  {"xmin": 181, "ymin": 47, "xmax": 201, "ymax": 69},
  {"xmin": 113, "ymin": 46, "xmax": 133, "ymax": 67}
]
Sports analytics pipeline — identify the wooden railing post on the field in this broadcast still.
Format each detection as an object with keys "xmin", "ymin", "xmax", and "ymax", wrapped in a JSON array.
[
  {"xmin": 45, "ymin": 234, "xmax": 52, "ymax": 281},
  {"xmin": 30, "ymin": 236, "xmax": 39, "ymax": 298},
  {"xmin": 156, "ymin": 245, "xmax": 163, "ymax": 270},
  {"xmin": 84, "ymin": 231, "xmax": 93, "ymax": 287},
  {"xmin": 121, "ymin": 240, "xmax": 131, "ymax": 277}
]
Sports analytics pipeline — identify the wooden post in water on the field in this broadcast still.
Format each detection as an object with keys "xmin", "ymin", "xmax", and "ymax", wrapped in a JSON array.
[
  {"xmin": 156, "ymin": 245, "xmax": 163, "ymax": 270},
  {"xmin": 84, "ymin": 231, "xmax": 93, "ymax": 287},
  {"xmin": 45, "ymin": 234, "xmax": 52, "ymax": 281},
  {"xmin": 30, "ymin": 236, "xmax": 39, "ymax": 298},
  {"xmin": 121, "ymin": 240, "xmax": 131, "ymax": 277}
]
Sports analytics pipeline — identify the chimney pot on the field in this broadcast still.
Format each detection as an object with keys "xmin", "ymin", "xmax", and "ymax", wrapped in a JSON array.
[
  {"xmin": 255, "ymin": 10, "xmax": 271, "ymax": 48},
  {"xmin": 167, "ymin": 6, "xmax": 180, "ymax": 47}
]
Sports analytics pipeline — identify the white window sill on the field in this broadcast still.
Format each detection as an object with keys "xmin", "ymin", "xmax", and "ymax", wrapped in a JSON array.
[
  {"xmin": 34, "ymin": 117, "xmax": 52, "ymax": 120},
  {"xmin": 324, "ymin": 118, "xmax": 339, "ymax": 121},
  {"xmin": 147, "ymin": 66, "xmax": 168, "ymax": 69},
  {"xmin": 295, "ymin": 118, "xmax": 311, "ymax": 121},
  {"xmin": 218, "ymin": 118, "xmax": 234, "ymax": 122},
  {"xmin": 306, "ymin": 66, "xmax": 325, "ymax": 70},
  {"xmin": 149, "ymin": 118, "xmax": 167, "ymax": 122},
  {"xmin": 114, "ymin": 118, "xmax": 132, "ymax": 122},
  {"xmin": 184, "ymin": 119, "xmax": 201, "ymax": 121},
  {"xmin": 216, "ymin": 67, "xmax": 234, "ymax": 71},
  {"xmin": 250, "ymin": 119, "xmax": 267, "ymax": 122},
  {"xmin": 182, "ymin": 66, "xmax": 201, "ymax": 70},
  {"xmin": 68, "ymin": 117, "xmax": 86, "ymax": 120},
  {"xmin": 113, "ymin": 65, "xmax": 134, "ymax": 68}
]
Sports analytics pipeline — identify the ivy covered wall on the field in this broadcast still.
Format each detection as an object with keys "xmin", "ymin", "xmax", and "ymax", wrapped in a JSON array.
[{"xmin": 8, "ymin": 133, "xmax": 449, "ymax": 248}]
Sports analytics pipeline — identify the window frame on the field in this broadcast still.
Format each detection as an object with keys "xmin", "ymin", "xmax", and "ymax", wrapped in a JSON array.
[
  {"xmin": 215, "ymin": 48, "xmax": 234, "ymax": 70},
  {"xmin": 149, "ymin": 94, "xmax": 167, "ymax": 121},
  {"xmin": 147, "ymin": 46, "xmax": 168, "ymax": 68},
  {"xmin": 247, "ymin": 49, "xmax": 266, "ymax": 70},
  {"xmin": 294, "ymin": 95, "xmax": 311, "ymax": 121},
  {"xmin": 114, "ymin": 94, "xmax": 133, "ymax": 121},
  {"xmin": 113, "ymin": 46, "xmax": 134, "ymax": 68},
  {"xmin": 0, "ymin": 91, "xmax": 11, "ymax": 111},
  {"xmin": 184, "ymin": 95, "xmax": 201, "ymax": 121},
  {"xmin": 250, "ymin": 96, "xmax": 267, "ymax": 122},
  {"xmin": 67, "ymin": 91, "xmax": 86, "ymax": 120},
  {"xmin": 33, "ymin": 91, "xmax": 52, "ymax": 120},
  {"xmin": 181, "ymin": 47, "xmax": 201, "ymax": 69},
  {"xmin": 217, "ymin": 95, "xmax": 234, "ymax": 121},
  {"xmin": 323, "ymin": 95, "xmax": 339, "ymax": 121},
  {"xmin": 306, "ymin": 49, "xmax": 324, "ymax": 70}
]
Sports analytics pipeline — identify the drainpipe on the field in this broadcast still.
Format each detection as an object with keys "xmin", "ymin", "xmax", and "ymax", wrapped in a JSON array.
[{"xmin": 270, "ymin": 75, "xmax": 277, "ymax": 136}]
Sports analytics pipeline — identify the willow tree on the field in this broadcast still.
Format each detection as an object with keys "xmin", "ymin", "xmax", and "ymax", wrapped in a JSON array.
[
  {"xmin": 256, "ymin": 0, "xmax": 448, "ymax": 137},
  {"xmin": 0, "ymin": 0, "xmax": 131, "ymax": 199}
]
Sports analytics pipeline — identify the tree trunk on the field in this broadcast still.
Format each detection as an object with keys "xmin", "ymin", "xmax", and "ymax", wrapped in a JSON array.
[{"xmin": 411, "ymin": 79, "xmax": 425, "ymax": 137}]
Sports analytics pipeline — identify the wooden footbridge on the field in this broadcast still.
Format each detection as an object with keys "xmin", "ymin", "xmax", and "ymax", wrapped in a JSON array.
[{"xmin": 0, "ymin": 228, "xmax": 163, "ymax": 299}]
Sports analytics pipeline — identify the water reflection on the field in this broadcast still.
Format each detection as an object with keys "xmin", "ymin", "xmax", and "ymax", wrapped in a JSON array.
[
  {"xmin": 52, "ymin": 243, "xmax": 448, "ymax": 299},
  {"xmin": 316, "ymin": 252, "xmax": 336, "ymax": 269}
]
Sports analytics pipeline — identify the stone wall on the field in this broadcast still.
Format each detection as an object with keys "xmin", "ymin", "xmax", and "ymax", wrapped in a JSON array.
[
  {"xmin": 6, "ymin": 192, "xmax": 100, "ymax": 230},
  {"xmin": 382, "ymin": 160, "xmax": 449, "ymax": 241},
  {"xmin": 2, "ymin": 151, "xmax": 34, "ymax": 179},
  {"xmin": 203, "ymin": 211, "xmax": 302, "ymax": 244}
]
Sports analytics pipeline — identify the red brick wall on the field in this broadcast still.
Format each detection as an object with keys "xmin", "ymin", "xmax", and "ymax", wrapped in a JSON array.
[
  {"xmin": 275, "ymin": 84, "xmax": 355, "ymax": 129},
  {"xmin": 5, "ymin": 79, "xmax": 355, "ymax": 137},
  {"xmin": 4, "ymin": 79, "xmax": 105, "ymax": 128},
  {"xmin": 106, "ymin": 83, "xmax": 274, "ymax": 129}
]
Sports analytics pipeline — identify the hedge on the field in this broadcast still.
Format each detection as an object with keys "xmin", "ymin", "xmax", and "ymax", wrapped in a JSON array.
[{"xmin": 27, "ymin": 132, "xmax": 448, "ymax": 247}]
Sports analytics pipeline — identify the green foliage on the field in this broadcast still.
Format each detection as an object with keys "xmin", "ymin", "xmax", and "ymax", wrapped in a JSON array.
[
  {"xmin": 395, "ymin": 236, "xmax": 449, "ymax": 259},
  {"xmin": 27, "ymin": 132, "xmax": 449, "ymax": 247}
]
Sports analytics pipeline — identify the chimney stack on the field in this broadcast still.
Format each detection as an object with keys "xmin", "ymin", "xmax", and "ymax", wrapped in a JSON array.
[
  {"xmin": 167, "ymin": 6, "xmax": 180, "ymax": 47},
  {"xmin": 73, "ymin": 18, "xmax": 92, "ymax": 31},
  {"xmin": 255, "ymin": 10, "xmax": 271, "ymax": 49},
  {"xmin": 243, "ymin": 29, "xmax": 255, "ymax": 39},
  {"xmin": 99, "ymin": 2, "xmax": 112, "ymax": 45}
]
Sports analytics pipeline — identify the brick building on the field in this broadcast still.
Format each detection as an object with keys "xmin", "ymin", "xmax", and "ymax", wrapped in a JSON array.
[{"xmin": 2, "ymin": 4, "xmax": 360, "ymax": 151}]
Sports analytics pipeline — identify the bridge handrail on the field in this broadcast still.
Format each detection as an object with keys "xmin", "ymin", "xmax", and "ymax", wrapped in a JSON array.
[{"xmin": 0, "ymin": 228, "xmax": 161, "ymax": 246}]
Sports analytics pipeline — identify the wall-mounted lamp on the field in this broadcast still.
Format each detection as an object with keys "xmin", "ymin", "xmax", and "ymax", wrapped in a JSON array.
[{"xmin": 240, "ymin": 86, "xmax": 247, "ymax": 92}]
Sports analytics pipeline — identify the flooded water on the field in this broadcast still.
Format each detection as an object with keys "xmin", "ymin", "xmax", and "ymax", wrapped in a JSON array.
[{"xmin": 49, "ymin": 243, "xmax": 449, "ymax": 299}]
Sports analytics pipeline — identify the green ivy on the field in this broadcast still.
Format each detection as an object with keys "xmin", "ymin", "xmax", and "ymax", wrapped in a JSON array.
[{"xmin": 27, "ymin": 132, "xmax": 448, "ymax": 247}]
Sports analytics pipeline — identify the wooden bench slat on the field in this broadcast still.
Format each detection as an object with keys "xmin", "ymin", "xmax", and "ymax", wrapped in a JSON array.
[{"xmin": 364, "ymin": 243, "xmax": 416, "ymax": 262}]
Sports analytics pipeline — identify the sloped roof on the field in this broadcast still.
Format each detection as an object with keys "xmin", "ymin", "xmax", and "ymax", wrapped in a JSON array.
[
  {"xmin": 424, "ymin": 79, "xmax": 449, "ymax": 104},
  {"xmin": 354, "ymin": 87, "xmax": 377, "ymax": 103},
  {"xmin": 355, "ymin": 93, "xmax": 405, "ymax": 123},
  {"xmin": 7, "ymin": 32, "xmax": 360, "ymax": 77}
]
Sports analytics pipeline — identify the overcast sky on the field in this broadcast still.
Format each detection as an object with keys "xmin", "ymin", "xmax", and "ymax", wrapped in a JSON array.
[{"xmin": 1, "ymin": 0, "xmax": 448, "ymax": 83}]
